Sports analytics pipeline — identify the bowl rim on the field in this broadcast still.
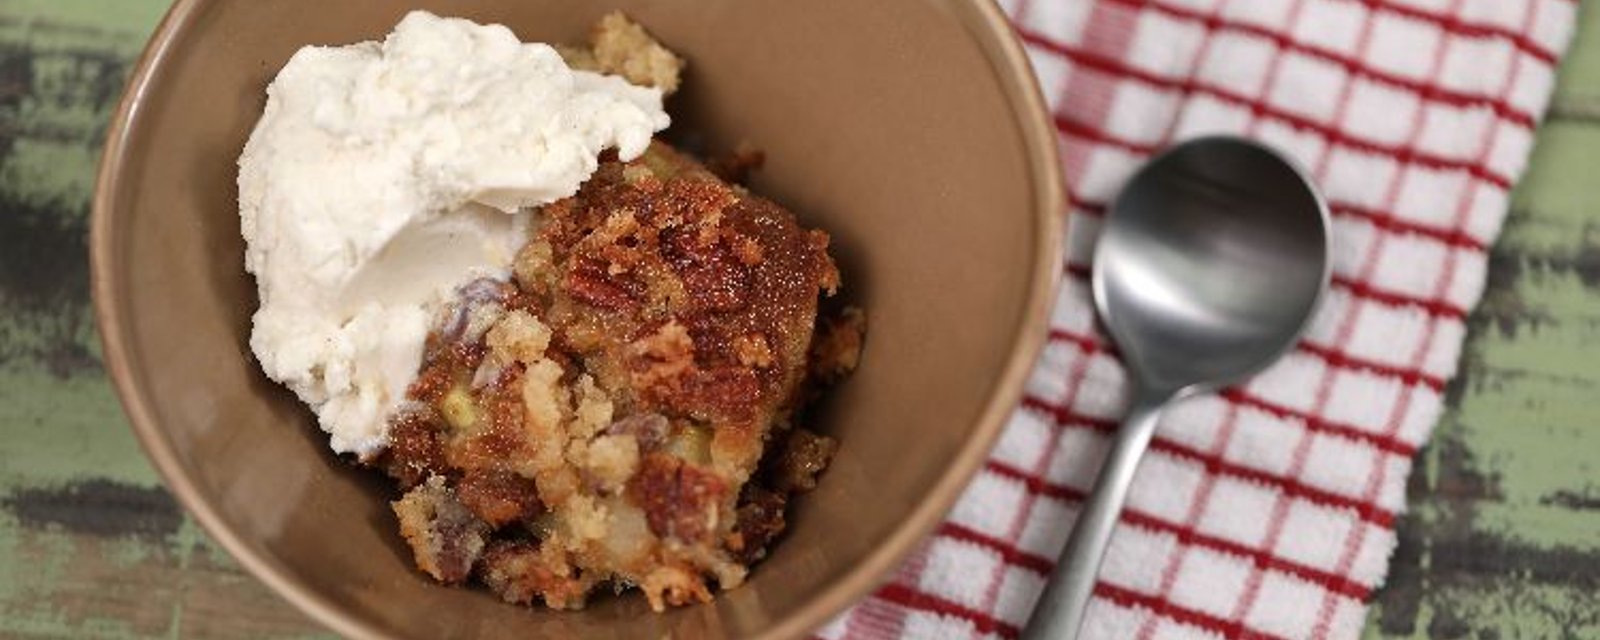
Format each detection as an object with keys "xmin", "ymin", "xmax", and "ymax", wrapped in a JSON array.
[{"xmin": 90, "ymin": 1, "xmax": 1065, "ymax": 637}]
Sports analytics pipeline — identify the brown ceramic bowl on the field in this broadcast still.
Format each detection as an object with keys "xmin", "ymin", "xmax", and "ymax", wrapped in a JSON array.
[{"xmin": 91, "ymin": 1, "xmax": 1063, "ymax": 638}]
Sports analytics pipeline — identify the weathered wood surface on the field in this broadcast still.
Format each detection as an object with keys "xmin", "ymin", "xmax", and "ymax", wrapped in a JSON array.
[
  {"xmin": 0, "ymin": 1, "xmax": 1594, "ymax": 638},
  {"xmin": 1362, "ymin": 8, "xmax": 1600, "ymax": 638}
]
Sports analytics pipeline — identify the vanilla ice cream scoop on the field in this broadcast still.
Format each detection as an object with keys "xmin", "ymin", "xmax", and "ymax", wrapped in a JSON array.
[{"xmin": 239, "ymin": 11, "xmax": 670, "ymax": 456}]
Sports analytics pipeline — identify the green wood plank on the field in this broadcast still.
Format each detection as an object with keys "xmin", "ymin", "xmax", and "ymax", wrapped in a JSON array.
[{"xmin": 0, "ymin": 1, "xmax": 329, "ymax": 636}]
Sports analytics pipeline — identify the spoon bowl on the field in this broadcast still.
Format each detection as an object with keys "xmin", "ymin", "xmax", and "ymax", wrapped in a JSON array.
[
  {"xmin": 1095, "ymin": 136, "xmax": 1330, "ymax": 395},
  {"xmin": 1024, "ymin": 136, "xmax": 1329, "ymax": 639}
]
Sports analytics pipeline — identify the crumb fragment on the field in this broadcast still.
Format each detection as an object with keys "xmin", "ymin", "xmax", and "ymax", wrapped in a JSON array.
[
  {"xmin": 727, "ymin": 487, "xmax": 787, "ymax": 565},
  {"xmin": 486, "ymin": 309, "xmax": 551, "ymax": 365},
  {"xmin": 560, "ymin": 12, "xmax": 684, "ymax": 95},
  {"xmin": 772, "ymin": 429, "xmax": 839, "ymax": 494},
  {"xmin": 707, "ymin": 142, "xmax": 766, "ymax": 185},
  {"xmin": 641, "ymin": 564, "xmax": 713, "ymax": 611},
  {"xmin": 380, "ymin": 409, "xmax": 446, "ymax": 489},
  {"xmin": 479, "ymin": 539, "xmax": 594, "ymax": 609},
  {"xmin": 809, "ymin": 307, "xmax": 866, "ymax": 383},
  {"xmin": 581, "ymin": 433, "xmax": 642, "ymax": 490},
  {"xmin": 732, "ymin": 333, "xmax": 775, "ymax": 368},
  {"xmin": 392, "ymin": 476, "xmax": 491, "ymax": 584},
  {"xmin": 629, "ymin": 320, "xmax": 696, "ymax": 389}
]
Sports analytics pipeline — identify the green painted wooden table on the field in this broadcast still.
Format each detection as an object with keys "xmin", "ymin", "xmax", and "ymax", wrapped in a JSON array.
[{"xmin": 0, "ymin": 2, "xmax": 1595, "ymax": 637}]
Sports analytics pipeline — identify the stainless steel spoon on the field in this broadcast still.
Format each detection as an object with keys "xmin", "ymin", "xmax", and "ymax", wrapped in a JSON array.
[{"xmin": 1022, "ymin": 136, "xmax": 1330, "ymax": 639}]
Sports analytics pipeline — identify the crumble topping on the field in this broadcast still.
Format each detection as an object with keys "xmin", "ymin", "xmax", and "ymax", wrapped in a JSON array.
[
  {"xmin": 375, "ymin": 142, "xmax": 862, "ymax": 611},
  {"xmin": 363, "ymin": 13, "xmax": 864, "ymax": 613}
]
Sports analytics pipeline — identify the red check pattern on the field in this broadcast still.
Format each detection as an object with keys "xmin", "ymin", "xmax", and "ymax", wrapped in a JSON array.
[{"xmin": 823, "ymin": 1, "xmax": 1577, "ymax": 638}]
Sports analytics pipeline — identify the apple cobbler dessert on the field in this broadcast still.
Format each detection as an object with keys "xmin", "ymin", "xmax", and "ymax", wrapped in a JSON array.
[
  {"xmin": 377, "ymin": 140, "xmax": 861, "ymax": 611},
  {"xmin": 367, "ymin": 18, "xmax": 862, "ymax": 609}
]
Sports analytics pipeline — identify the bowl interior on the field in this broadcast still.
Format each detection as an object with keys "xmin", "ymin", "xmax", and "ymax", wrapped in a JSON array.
[{"xmin": 93, "ymin": 1, "xmax": 1060, "ymax": 638}]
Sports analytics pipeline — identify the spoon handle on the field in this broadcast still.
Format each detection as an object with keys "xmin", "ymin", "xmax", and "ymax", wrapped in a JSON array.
[{"xmin": 1022, "ymin": 389, "xmax": 1170, "ymax": 639}]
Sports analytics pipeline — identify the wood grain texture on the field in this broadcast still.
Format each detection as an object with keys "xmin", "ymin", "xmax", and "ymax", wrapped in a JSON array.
[
  {"xmin": 0, "ymin": 1, "xmax": 331, "ymax": 636},
  {"xmin": 0, "ymin": 1, "xmax": 1593, "ymax": 638}
]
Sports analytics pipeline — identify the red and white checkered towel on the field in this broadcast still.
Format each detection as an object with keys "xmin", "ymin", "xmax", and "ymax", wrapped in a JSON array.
[{"xmin": 823, "ymin": 1, "xmax": 1578, "ymax": 638}]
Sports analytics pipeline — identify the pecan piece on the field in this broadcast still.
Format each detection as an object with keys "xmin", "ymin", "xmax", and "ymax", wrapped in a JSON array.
[
  {"xmin": 626, "ymin": 452, "xmax": 726, "ymax": 544},
  {"xmin": 564, "ymin": 256, "xmax": 643, "ymax": 310}
]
